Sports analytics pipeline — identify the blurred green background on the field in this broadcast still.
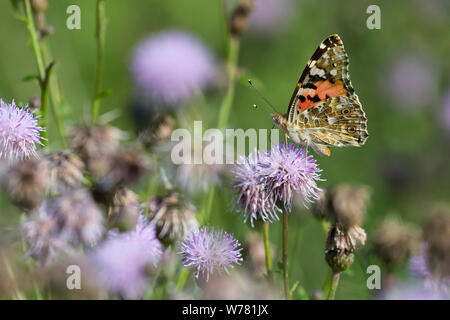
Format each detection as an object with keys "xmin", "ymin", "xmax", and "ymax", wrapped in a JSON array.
[{"xmin": 1, "ymin": 0, "xmax": 450, "ymax": 299}]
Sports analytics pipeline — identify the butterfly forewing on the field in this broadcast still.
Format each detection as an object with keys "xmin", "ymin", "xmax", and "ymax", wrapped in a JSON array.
[{"xmin": 283, "ymin": 34, "xmax": 368, "ymax": 155}]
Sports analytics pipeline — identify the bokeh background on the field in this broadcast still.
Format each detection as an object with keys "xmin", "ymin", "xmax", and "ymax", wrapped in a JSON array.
[{"xmin": 0, "ymin": 0, "xmax": 450, "ymax": 299}]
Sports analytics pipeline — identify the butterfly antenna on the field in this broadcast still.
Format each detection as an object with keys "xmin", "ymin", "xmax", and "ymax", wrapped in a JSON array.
[{"xmin": 248, "ymin": 80, "xmax": 278, "ymax": 113}]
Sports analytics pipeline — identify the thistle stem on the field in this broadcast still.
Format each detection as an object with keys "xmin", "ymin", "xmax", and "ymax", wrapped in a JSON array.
[
  {"xmin": 23, "ymin": 0, "xmax": 67, "ymax": 147},
  {"xmin": 201, "ymin": 25, "xmax": 240, "ymax": 224},
  {"xmin": 176, "ymin": 267, "xmax": 190, "ymax": 291},
  {"xmin": 92, "ymin": 0, "xmax": 106, "ymax": 123},
  {"xmin": 282, "ymin": 211, "xmax": 290, "ymax": 299},
  {"xmin": 327, "ymin": 271, "xmax": 341, "ymax": 300},
  {"xmin": 217, "ymin": 35, "xmax": 239, "ymax": 128},
  {"xmin": 262, "ymin": 221, "xmax": 272, "ymax": 276}
]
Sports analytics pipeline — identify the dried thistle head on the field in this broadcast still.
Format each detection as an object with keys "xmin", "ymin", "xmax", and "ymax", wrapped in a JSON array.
[
  {"xmin": 325, "ymin": 224, "xmax": 367, "ymax": 273},
  {"xmin": 68, "ymin": 124, "xmax": 122, "ymax": 163},
  {"xmin": 46, "ymin": 150, "xmax": 84, "ymax": 194},
  {"xmin": 424, "ymin": 206, "xmax": 450, "ymax": 278},
  {"xmin": 139, "ymin": 114, "xmax": 174, "ymax": 149},
  {"xmin": 92, "ymin": 147, "xmax": 151, "ymax": 205},
  {"xmin": 230, "ymin": 0, "xmax": 254, "ymax": 36},
  {"xmin": 328, "ymin": 184, "xmax": 371, "ymax": 230},
  {"xmin": 372, "ymin": 217, "xmax": 421, "ymax": 269},
  {"xmin": 146, "ymin": 192, "xmax": 198, "ymax": 246},
  {"xmin": 107, "ymin": 188, "xmax": 141, "ymax": 230},
  {"xmin": 311, "ymin": 188, "xmax": 328, "ymax": 220},
  {"xmin": 325, "ymin": 224, "xmax": 355, "ymax": 273},
  {"xmin": 3, "ymin": 158, "xmax": 49, "ymax": 211}
]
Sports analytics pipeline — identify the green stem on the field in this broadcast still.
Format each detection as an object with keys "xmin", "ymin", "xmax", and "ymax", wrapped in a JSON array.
[
  {"xmin": 176, "ymin": 268, "xmax": 190, "ymax": 291},
  {"xmin": 327, "ymin": 272, "xmax": 341, "ymax": 300},
  {"xmin": 217, "ymin": 36, "xmax": 239, "ymax": 128},
  {"xmin": 92, "ymin": 0, "xmax": 106, "ymax": 123},
  {"xmin": 24, "ymin": 0, "xmax": 67, "ymax": 147},
  {"xmin": 262, "ymin": 221, "xmax": 272, "ymax": 276},
  {"xmin": 201, "ymin": 33, "xmax": 240, "ymax": 225},
  {"xmin": 282, "ymin": 211, "xmax": 290, "ymax": 299}
]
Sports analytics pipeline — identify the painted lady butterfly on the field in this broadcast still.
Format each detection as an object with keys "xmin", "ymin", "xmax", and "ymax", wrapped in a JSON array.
[{"xmin": 271, "ymin": 34, "xmax": 368, "ymax": 156}]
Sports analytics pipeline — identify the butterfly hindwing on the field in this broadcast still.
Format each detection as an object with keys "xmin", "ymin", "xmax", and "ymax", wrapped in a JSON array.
[{"xmin": 300, "ymin": 95, "xmax": 368, "ymax": 147}]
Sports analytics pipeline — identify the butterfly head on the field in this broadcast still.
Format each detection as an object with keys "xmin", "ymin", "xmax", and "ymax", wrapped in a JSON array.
[{"xmin": 271, "ymin": 113, "xmax": 288, "ymax": 131}]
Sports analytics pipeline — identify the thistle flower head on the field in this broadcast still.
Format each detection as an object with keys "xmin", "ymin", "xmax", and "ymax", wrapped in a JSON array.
[
  {"xmin": 260, "ymin": 143, "xmax": 323, "ymax": 208},
  {"xmin": 22, "ymin": 203, "xmax": 73, "ymax": 264},
  {"xmin": 107, "ymin": 188, "xmax": 140, "ymax": 230},
  {"xmin": 234, "ymin": 151, "xmax": 280, "ymax": 226},
  {"xmin": 92, "ymin": 214, "xmax": 163, "ymax": 299},
  {"xmin": 385, "ymin": 52, "xmax": 437, "ymax": 110},
  {"xmin": 0, "ymin": 99, "xmax": 45, "ymax": 160},
  {"xmin": 147, "ymin": 192, "xmax": 198, "ymax": 245},
  {"xmin": 46, "ymin": 150, "xmax": 84, "ymax": 194},
  {"xmin": 180, "ymin": 226, "xmax": 243, "ymax": 281},
  {"xmin": 247, "ymin": 0, "xmax": 295, "ymax": 38},
  {"xmin": 372, "ymin": 218, "xmax": 421, "ymax": 268},
  {"xmin": 130, "ymin": 30, "xmax": 215, "ymax": 107},
  {"xmin": 3, "ymin": 157, "xmax": 49, "ymax": 211},
  {"xmin": 53, "ymin": 189, "xmax": 105, "ymax": 246},
  {"xmin": 234, "ymin": 143, "xmax": 322, "ymax": 226}
]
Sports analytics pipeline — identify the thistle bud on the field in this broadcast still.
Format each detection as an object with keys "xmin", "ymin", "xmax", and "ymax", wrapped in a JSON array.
[
  {"xmin": 325, "ymin": 224, "xmax": 354, "ymax": 273},
  {"xmin": 372, "ymin": 218, "xmax": 421, "ymax": 268},
  {"xmin": 3, "ymin": 158, "xmax": 49, "ymax": 211},
  {"xmin": 328, "ymin": 184, "xmax": 371, "ymax": 230},
  {"xmin": 31, "ymin": 0, "xmax": 48, "ymax": 13},
  {"xmin": 146, "ymin": 192, "xmax": 198, "ymax": 246},
  {"xmin": 139, "ymin": 114, "xmax": 174, "ymax": 148},
  {"xmin": 230, "ymin": 0, "xmax": 254, "ymax": 36},
  {"xmin": 424, "ymin": 207, "xmax": 450, "ymax": 278},
  {"xmin": 107, "ymin": 188, "xmax": 140, "ymax": 230},
  {"xmin": 46, "ymin": 150, "xmax": 84, "ymax": 194}
]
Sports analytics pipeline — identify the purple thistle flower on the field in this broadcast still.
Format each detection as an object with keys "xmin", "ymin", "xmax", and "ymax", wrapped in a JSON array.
[
  {"xmin": 180, "ymin": 226, "xmax": 243, "ymax": 281},
  {"xmin": 92, "ymin": 214, "xmax": 163, "ymax": 299},
  {"xmin": 440, "ymin": 89, "xmax": 450, "ymax": 136},
  {"xmin": 247, "ymin": 0, "xmax": 296, "ymax": 38},
  {"xmin": 22, "ymin": 202, "xmax": 75, "ymax": 264},
  {"xmin": 52, "ymin": 189, "xmax": 105, "ymax": 246},
  {"xmin": 234, "ymin": 143, "xmax": 323, "ymax": 226},
  {"xmin": 0, "ymin": 99, "xmax": 45, "ymax": 160},
  {"xmin": 261, "ymin": 143, "xmax": 323, "ymax": 209},
  {"xmin": 234, "ymin": 151, "xmax": 281, "ymax": 226},
  {"xmin": 130, "ymin": 30, "xmax": 215, "ymax": 107},
  {"xmin": 409, "ymin": 244, "xmax": 450, "ymax": 297},
  {"xmin": 384, "ymin": 52, "xmax": 438, "ymax": 110}
]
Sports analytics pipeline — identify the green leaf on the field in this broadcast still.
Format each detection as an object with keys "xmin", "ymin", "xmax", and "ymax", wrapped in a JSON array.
[
  {"xmin": 97, "ymin": 88, "xmax": 112, "ymax": 99},
  {"xmin": 22, "ymin": 74, "xmax": 39, "ymax": 82}
]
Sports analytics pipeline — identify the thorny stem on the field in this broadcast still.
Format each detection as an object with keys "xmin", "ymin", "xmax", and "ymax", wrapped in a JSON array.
[
  {"xmin": 92, "ymin": 0, "xmax": 106, "ymax": 123},
  {"xmin": 327, "ymin": 271, "xmax": 341, "ymax": 300},
  {"xmin": 23, "ymin": 0, "xmax": 67, "ymax": 147},
  {"xmin": 262, "ymin": 221, "xmax": 272, "ymax": 276}
]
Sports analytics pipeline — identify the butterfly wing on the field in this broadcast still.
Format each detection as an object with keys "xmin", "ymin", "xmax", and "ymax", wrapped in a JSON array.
[
  {"xmin": 301, "ymin": 95, "xmax": 368, "ymax": 148},
  {"xmin": 287, "ymin": 34, "xmax": 360, "ymax": 117}
]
